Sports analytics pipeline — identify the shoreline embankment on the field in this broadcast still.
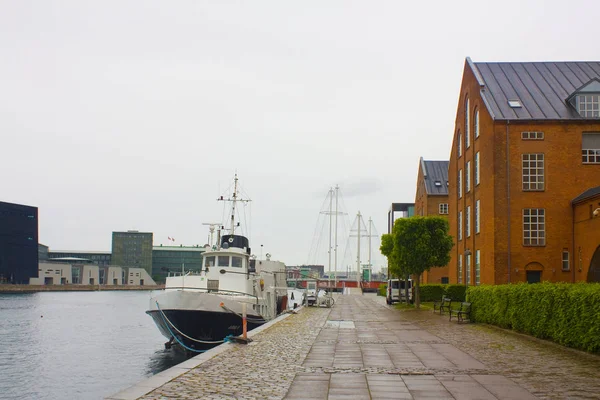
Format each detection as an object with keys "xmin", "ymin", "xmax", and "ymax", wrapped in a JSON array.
[{"xmin": 0, "ymin": 284, "xmax": 164, "ymax": 293}]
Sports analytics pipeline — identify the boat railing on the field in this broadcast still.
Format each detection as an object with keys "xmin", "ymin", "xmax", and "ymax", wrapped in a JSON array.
[{"xmin": 167, "ymin": 270, "xmax": 204, "ymax": 277}]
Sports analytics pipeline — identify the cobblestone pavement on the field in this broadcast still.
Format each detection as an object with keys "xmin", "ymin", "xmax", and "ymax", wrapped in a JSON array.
[
  {"xmin": 140, "ymin": 306, "xmax": 331, "ymax": 400},
  {"xmin": 140, "ymin": 294, "xmax": 600, "ymax": 399}
]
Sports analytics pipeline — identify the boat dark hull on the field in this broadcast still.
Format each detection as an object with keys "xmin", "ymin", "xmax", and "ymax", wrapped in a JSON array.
[{"xmin": 146, "ymin": 309, "xmax": 264, "ymax": 352}]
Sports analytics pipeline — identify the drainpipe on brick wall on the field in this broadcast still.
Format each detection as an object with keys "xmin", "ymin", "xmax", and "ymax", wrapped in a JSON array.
[
  {"xmin": 506, "ymin": 120, "xmax": 511, "ymax": 284},
  {"xmin": 572, "ymin": 204, "xmax": 576, "ymax": 283}
]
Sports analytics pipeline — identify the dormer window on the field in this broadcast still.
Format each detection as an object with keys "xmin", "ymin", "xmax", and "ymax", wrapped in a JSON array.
[
  {"xmin": 577, "ymin": 95, "xmax": 600, "ymax": 118},
  {"xmin": 567, "ymin": 79, "xmax": 600, "ymax": 118}
]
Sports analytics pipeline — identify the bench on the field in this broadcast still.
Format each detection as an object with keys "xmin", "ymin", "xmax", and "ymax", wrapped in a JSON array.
[
  {"xmin": 433, "ymin": 297, "xmax": 452, "ymax": 315},
  {"xmin": 449, "ymin": 302, "xmax": 471, "ymax": 323}
]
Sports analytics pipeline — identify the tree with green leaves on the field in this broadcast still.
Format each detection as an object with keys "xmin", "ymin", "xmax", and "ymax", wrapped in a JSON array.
[{"xmin": 383, "ymin": 216, "xmax": 454, "ymax": 308}]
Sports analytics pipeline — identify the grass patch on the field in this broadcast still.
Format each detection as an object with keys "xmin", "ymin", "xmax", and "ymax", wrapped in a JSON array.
[{"xmin": 393, "ymin": 301, "xmax": 435, "ymax": 311}]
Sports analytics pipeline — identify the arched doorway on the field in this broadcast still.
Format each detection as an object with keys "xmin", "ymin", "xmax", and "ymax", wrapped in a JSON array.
[
  {"xmin": 587, "ymin": 245, "xmax": 600, "ymax": 283},
  {"xmin": 525, "ymin": 262, "xmax": 544, "ymax": 283}
]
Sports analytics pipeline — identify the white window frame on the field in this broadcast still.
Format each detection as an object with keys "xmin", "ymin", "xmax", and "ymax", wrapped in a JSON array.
[
  {"xmin": 458, "ymin": 210, "xmax": 463, "ymax": 241},
  {"xmin": 465, "ymin": 97, "xmax": 470, "ymax": 148},
  {"xmin": 466, "ymin": 254, "xmax": 471, "ymax": 285},
  {"xmin": 458, "ymin": 254, "xmax": 463, "ymax": 284},
  {"xmin": 521, "ymin": 131, "xmax": 544, "ymax": 140},
  {"xmin": 474, "ymin": 108, "xmax": 480, "ymax": 139},
  {"xmin": 562, "ymin": 250, "xmax": 570, "ymax": 271},
  {"xmin": 458, "ymin": 131, "xmax": 462, "ymax": 157},
  {"xmin": 577, "ymin": 94, "xmax": 600, "ymax": 118},
  {"xmin": 475, "ymin": 200, "xmax": 480, "ymax": 234},
  {"xmin": 475, "ymin": 152, "xmax": 480, "ymax": 186},
  {"xmin": 466, "ymin": 161, "xmax": 471, "ymax": 193},
  {"xmin": 475, "ymin": 250, "xmax": 480, "ymax": 285},
  {"xmin": 582, "ymin": 133, "xmax": 600, "ymax": 164},
  {"xmin": 522, "ymin": 153, "xmax": 545, "ymax": 191},
  {"xmin": 439, "ymin": 203, "xmax": 449, "ymax": 215},
  {"xmin": 466, "ymin": 206, "xmax": 471, "ymax": 238},
  {"xmin": 523, "ymin": 208, "xmax": 546, "ymax": 246},
  {"xmin": 459, "ymin": 169, "xmax": 463, "ymax": 199}
]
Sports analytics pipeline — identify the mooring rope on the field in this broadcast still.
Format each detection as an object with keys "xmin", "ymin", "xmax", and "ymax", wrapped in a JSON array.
[{"xmin": 155, "ymin": 301, "xmax": 226, "ymax": 344}]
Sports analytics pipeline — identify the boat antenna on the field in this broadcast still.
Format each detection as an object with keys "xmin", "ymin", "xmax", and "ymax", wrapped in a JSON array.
[
  {"xmin": 217, "ymin": 174, "xmax": 251, "ymax": 236},
  {"xmin": 202, "ymin": 222, "xmax": 221, "ymax": 247}
]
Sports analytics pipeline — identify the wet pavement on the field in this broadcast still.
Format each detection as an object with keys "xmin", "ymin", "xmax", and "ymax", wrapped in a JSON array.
[{"xmin": 128, "ymin": 293, "xmax": 600, "ymax": 399}]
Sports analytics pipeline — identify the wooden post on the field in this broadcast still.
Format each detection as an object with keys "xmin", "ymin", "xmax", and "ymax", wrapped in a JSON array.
[{"xmin": 242, "ymin": 303, "xmax": 247, "ymax": 340}]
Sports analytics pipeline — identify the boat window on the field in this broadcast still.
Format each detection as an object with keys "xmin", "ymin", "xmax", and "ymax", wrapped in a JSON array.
[
  {"xmin": 204, "ymin": 256, "xmax": 215, "ymax": 268},
  {"xmin": 231, "ymin": 256, "xmax": 243, "ymax": 268},
  {"xmin": 218, "ymin": 256, "xmax": 230, "ymax": 267}
]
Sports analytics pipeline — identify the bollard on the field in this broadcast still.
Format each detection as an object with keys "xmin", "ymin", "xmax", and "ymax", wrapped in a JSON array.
[{"xmin": 242, "ymin": 302, "xmax": 247, "ymax": 340}]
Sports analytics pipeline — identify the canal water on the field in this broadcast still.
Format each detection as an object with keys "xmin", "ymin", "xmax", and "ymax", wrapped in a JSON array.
[{"xmin": 0, "ymin": 291, "xmax": 190, "ymax": 400}]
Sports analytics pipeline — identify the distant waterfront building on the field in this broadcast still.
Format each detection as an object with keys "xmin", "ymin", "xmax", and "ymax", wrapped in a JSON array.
[
  {"xmin": 0, "ymin": 201, "xmax": 38, "ymax": 284},
  {"xmin": 387, "ymin": 203, "xmax": 414, "ymax": 234},
  {"xmin": 48, "ymin": 250, "xmax": 111, "ymax": 266},
  {"xmin": 30, "ymin": 263, "xmax": 156, "ymax": 286},
  {"xmin": 111, "ymin": 231, "xmax": 153, "ymax": 275},
  {"xmin": 152, "ymin": 245, "xmax": 206, "ymax": 282},
  {"xmin": 286, "ymin": 265, "xmax": 324, "ymax": 279},
  {"xmin": 38, "ymin": 244, "xmax": 49, "ymax": 261}
]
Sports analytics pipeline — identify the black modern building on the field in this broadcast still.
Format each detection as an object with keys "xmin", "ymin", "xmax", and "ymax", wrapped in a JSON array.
[{"xmin": 0, "ymin": 201, "xmax": 39, "ymax": 284}]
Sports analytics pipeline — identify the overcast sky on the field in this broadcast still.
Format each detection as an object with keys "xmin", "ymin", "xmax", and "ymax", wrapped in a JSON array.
[{"xmin": 1, "ymin": 1, "xmax": 598, "ymax": 272}]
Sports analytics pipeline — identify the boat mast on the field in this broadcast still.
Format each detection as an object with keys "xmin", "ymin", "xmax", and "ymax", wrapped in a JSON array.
[
  {"xmin": 334, "ymin": 185, "xmax": 339, "ymax": 290},
  {"xmin": 217, "ymin": 174, "xmax": 251, "ymax": 238},
  {"xmin": 368, "ymin": 217, "xmax": 372, "ymax": 277},
  {"xmin": 328, "ymin": 187, "xmax": 333, "ymax": 288},
  {"xmin": 356, "ymin": 211, "xmax": 361, "ymax": 285}
]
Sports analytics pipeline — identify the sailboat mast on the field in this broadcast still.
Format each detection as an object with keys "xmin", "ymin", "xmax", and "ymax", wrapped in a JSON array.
[
  {"xmin": 334, "ymin": 185, "xmax": 339, "ymax": 290},
  {"xmin": 356, "ymin": 211, "xmax": 361, "ymax": 285},
  {"xmin": 368, "ymin": 217, "xmax": 372, "ymax": 274},
  {"xmin": 328, "ymin": 187, "xmax": 333, "ymax": 286}
]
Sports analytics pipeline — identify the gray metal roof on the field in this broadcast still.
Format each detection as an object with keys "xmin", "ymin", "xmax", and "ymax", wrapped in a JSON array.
[
  {"xmin": 470, "ymin": 59, "xmax": 600, "ymax": 120},
  {"xmin": 421, "ymin": 159, "xmax": 449, "ymax": 195},
  {"xmin": 572, "ymin": 186, "xmax": 600, "ymax": 204}
]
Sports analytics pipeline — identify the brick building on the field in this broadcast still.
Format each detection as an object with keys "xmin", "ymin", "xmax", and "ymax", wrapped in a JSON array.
[
  {"xmin": 448, "ymin": 58, "xmax": 600, "ymax": 285},
  {"xmin": 414, "ymin": 157, "xmax": 450, "ymax": 283}
]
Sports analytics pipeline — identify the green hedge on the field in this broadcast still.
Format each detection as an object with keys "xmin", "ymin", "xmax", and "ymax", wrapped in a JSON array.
[
  {"xmin": 467, "ymin": 283, "xmax": 600, "ymax": 353},
  {"xmin": 378, "ymin": 284, "xmax": 387, "ymax": 297},
  {"xmin": 418, "ymin": 284, "xmax": 467, "ymax": 302}
]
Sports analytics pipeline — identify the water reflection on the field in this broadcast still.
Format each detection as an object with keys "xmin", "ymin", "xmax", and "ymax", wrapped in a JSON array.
[{"xmin": 146, "ymin": 348, "xmax": 191, "ymax": 375}]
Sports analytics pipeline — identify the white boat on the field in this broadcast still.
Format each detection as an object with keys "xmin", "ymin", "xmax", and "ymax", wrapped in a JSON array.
[{"xmin": 146, "ymin": 175, "xmax": 288, "ymax": 352}]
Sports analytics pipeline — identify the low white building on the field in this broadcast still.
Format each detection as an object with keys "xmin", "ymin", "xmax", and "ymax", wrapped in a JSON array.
[{"xmin": 30, "ymin": 263, "xmax": 157, "ymax": 286}]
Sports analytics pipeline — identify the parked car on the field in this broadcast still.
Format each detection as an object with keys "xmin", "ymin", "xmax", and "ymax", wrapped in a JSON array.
[{"xmin": 386, "ymin": 278, "xmax": 413, "ymax": 304}]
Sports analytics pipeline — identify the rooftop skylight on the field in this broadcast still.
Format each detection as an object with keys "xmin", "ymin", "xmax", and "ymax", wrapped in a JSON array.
[{"xmin": 508, "ymin": 100, "xmax": 522, "ymax": 108}]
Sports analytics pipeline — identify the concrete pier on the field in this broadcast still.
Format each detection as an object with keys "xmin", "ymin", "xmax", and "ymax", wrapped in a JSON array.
[{"xmin": 107, "ymin": 293, "xmax": 600, "ymax": 399}]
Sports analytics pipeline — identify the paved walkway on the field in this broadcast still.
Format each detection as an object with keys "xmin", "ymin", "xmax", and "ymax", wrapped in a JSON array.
[{"xmin": 128, "ymin": 293, "xmax": 600, "ymax": 399}]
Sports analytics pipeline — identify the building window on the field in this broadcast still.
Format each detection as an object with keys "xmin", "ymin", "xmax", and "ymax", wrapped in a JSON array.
[
  {"xmin": 582, "ymin": 133, "xmax": 600, "ymax": 164},
  {"xmin": 475, "ymin": 200, "xmax": 480, "ymax": 234},
  {"xmin": 466, "ymin": 161, "xmax": 471, "ymax": 193},
  {"xmin": 523, "ymin": 208, "xmax": 546, "ymax": 246},
  {"xmin": 474, "ymin": 108, "xmax": 479, "ymax": 139},
  {"xmin": 475, "ymin": 152, "xmax": 480, "ymax": 186},
  {"xmin": 466, "ymin": 206, "xmax": 471, "ymax": 237},
  {"xmin": 522, "ymin": 131, "xmax": 544, "ymax": 140},
  {"xmin": 458, "ymin": 131, "xmax": 462, "ymax": 157},
  {"xmin": 466, "ymin": 254, "xmax": 471, "ymax": 285},
  {"xmin": 458, "ymin": 255, "xmax": 463, "ymax": 284},
  {"xmin": 459, "ymin": 169, "xmax": 463, "ymax": 198},
  {"xmin": 562, "ymin": 250, "xmax": 570, "ymax": 271},
  {"xmin": 465, "ymin": 97, "xmax": 470, "ymax": 148},
  {"xmin": 577, "ymin": 94, "xmax": 600, "ymax": 118},
  {"xmin": 458, "ymin": 211, "xmax": 463, "ymax": 241},
  {"xmin": 439, "ymin": 203, "xmax": 449, "ymax": 215},
  {"xmin": 475, "ymin": 250, "xmax": 481, "ymax": 285},
  {"xmin": 522, "ymin": 154, "xmax": 545, "ymax": 191}
]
